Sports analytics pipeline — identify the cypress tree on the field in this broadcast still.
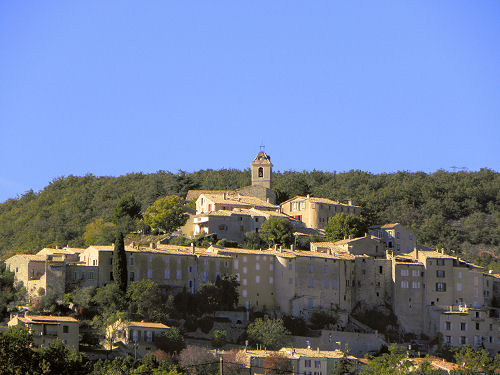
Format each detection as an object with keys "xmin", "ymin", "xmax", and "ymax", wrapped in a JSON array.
[{"xmin": 113, "ymin": 232, "xmax": 128, "ymax": 293}]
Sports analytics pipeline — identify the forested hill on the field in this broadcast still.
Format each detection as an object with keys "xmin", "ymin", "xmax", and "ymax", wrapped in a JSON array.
[{"xmin": 0, "ymin": 168, "xmax": 499, "ymax": 265}]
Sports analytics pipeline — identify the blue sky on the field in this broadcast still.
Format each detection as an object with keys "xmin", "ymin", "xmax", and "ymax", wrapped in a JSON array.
[{"xmin": 1, "ymin": 1, "xmax": 499, "ymax": 202}]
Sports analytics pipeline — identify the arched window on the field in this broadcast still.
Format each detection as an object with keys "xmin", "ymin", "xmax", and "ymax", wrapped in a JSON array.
[{"xmin": 258, "ymin": 167, "xmax": 263, "ymax": 177}]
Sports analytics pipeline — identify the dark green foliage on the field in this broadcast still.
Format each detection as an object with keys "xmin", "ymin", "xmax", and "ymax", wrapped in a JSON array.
[
  {"xmin": 113, "ymin": 193, "xmax": 142, "ymax": 232},
  {"xmin": 244, "ymin": 231, "xmax": 265, "ymax": 249},
  {"xmin": 216, "ymin": 238, "xmax": 240, "ymax": 248},
  {"xmin": 352, "ymin": 305, "xmax": 399, "ymax": 341},
  {"xmin": 324, "ymin": 213, "xmax": 369, "ymax": 242},
  {"xmin": 197, "ymin": 316, "xmax": 214, "ymax": 334},
  {"xmin": 0, "ymin": 263, "xmax": 15, "ymax": 319},
  {"xmin": 247, "ymin": 317, "xmax": 290, "ymax": 350},
  {"xmin": 91, "ymin": 283, "xmax": 127, "ymax": 315},
  {"xmin": 282, "ymin": 315, "xmax": 308, "ymax": 336},
  {"xmin": 0, "ymin": 169, "xmax": 499, "ymax": 264},
  {"xmin": 331, "ymin": 353, "xmax": 358, "ymax": 375},
  {"xmin": 154, "ymin": 327, "xmax": 186, "ymax": 354},
  {"xmin": 259, "ymin": 217, "xmax": 294, "ymax": 247},
  {"xmin": 211, "ymin": 329, "xmax": 227, "ymax": 349},
  {"xmin": 309, "ymin": 310, "xmax": 338, "ymax": 330},
  {"xmin": 112, "ymin": 232, "xmax": 128, "ymax": 293},
  {"xmin": 127, "ymin": 280, "xmax": 173, "ymax": 323}
]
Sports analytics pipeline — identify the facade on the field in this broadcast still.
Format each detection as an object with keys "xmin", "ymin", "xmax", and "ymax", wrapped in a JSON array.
[
  {"xmin": 311, "ymin": 235, "xmax": 386, "ymax": 258},
  {"xmin": 368, "ymin": 223, "xmax": 416, "ymax": 253},
  {"xmin": 195, "ymin": 192, "xmax": 278, "ymax": 214},
  {"xmin": 8, "ymin": 314, "xmax": 79, "ymax": 351},
  {"xmin": 280, "ymin": 195, "xmax": 361, "ymax": 230}
]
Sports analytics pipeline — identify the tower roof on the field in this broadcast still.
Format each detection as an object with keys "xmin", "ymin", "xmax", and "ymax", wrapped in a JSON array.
[{"xmin": 252, "ymin": 151, "xmax": 272, "ymax": 165}]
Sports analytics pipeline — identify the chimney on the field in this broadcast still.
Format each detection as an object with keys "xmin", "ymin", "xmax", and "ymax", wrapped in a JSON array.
[
  {"xmin": 150, "ymin": 242, "xmax": 156, "ymax": 249},
  {"xmin": 191, "ymin": 243, "xmax": 195, "ymax": 254},
  {"xmin": 223, "ymin": 192, "xmax": 227, "ymax": 200},
  {"xmin": 290, "ymin": 244, "xmax": 295, "ymax": 252},
  {"xmin": 55, "ymin": 245, "xmax": 59, "ymax": 250},
  {"xmin": 317, "ymin": 347, "xmax": 320, "ymax": 353},
  {"xmin": 131, "ymin": 241, "xmax": 136, "ymax": 248},
  {"xmin": 348, "ymin": 235, "xmax": 353, "ymax": 240},
  {"xmin": 348, "ymin": 200, "xmax": 352, "ymax": 206},
  {"xmin": 266, "ymin": 198, "xmax": 270, "ymax": 203},
  {"xmin": 306, "ymin": 194, "xmax": 310, "ymax": 199}
]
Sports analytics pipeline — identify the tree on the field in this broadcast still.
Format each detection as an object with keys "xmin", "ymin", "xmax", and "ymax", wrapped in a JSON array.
[
  {"xmin": 127, "ymin": 280, "xmax": 172, "ymax": 322},
  {"xmin": 324, "ymin": 213, "xmax": 368, "ymax": 242},
  {"xmin": 364, "ymin": 344, "xmax": 412, "ymax": 375},
  {"xmin": 0, "ymin": 326, "xmax": 36, "ymax": 374},
  {"xmin": 215, "ymin": 274, "xmax": 239, "ymax": 310},
  {"xmin": 35, "ymin": 339, "xmax": 90, "ymax": 375},
  {"xmin": 91, "ymin": 283, "xmax": 127, "ymax": 315},
  {"xmin": 454, "ymin": 346, "xmax": 500, "ymax": 375},
  {"xmin": 179, "ymin": 345, "xmax": 218, "ymax": 375},
  {"xmin": 247, "ymin": 317, "xmax": 290, "ymax": 350},
  {"xmin": 113, "ymin": 232, "xmax": 128, "ymax": 293},
  {"xmin": 331, "ymin": 352, "xmax": 357, "ymax": 375},
  {"xmin": 113, "ymin": 193, "xmax": 142, "ymax": 232},
  {"xmin": 211, "ymin": 329, "xmax": 227, "ymax": 349},
  {"xmin": 84, "ymin": 218, "xmax": 117, "ymax": 246},
  {"xmin": 259, "ymin": 217, "xmax": 294, "ymax": 247},
  {"xmin": 244, "ymin": 231, "xmax": 265, "ymax": 249},
  {"xmin": 0, "ymin": 263, "xmax": 15, "ymax": 320},
  {"xmin": 154, "ymin": 327, "xmax": 186, "ymax": 354},
  {"xmin": 144, "ymin": 195, "xmax": 188, "ymax": 234},
  {"xmin": 263, "ymin": 353, "xmax": 293, "ymax": 375},
  {"xmin": 309, "ymin": 310, "xmax": 338, "ymax": 330}
]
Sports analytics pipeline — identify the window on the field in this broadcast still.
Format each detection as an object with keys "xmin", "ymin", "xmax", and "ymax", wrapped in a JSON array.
[
  {"xmin": 476, "ymin": 323, "xmax": 480, "ymax": 330},
  {"xmin": 436, "ymin": 259, "xmax": 445, "ymax": 266},
  {"xmin": 436, "ymin": 270, "xmax": 445, "ymax": 278},
  {"xmin": 243, "ymin": 256, "xmax": 247, "ymax": 263},
  {"xmin": 242, "ymin": 278, "xmax": 247, "ymax": 286},
  {"xmin": 269, "ymin": 264, "xmax": 273, "ymax": 271},
  {"xmin": 218, "ymin": 224, "xmax": 226, "ymax": 231},
  {"xmin": 176, "ymin": 270, "xmax": 182, "ymax": 280},
  {"xmin": 457, "ymin": 283, "xmax": 462, "ymax": 292},
  {"xmin": 203, "ymin": 271, "xmax": 208, "ymax": 282},
  {"xmin": 73, "ymin": 271, "xmax": 78, "ymax": 281},
  {"xmin": 401, "ymin": 281, "xmax": 409, "ymax": 289},
  {"xmin": 242, "ymin": 290, "xmax": 247, "ymax": 298},
  {"xmin": 256, "ymin": 275, "xmax": 260, "ymax": 283},
  {"xmin": 129, "ymin": 257, "xmax": 134, "ymax": 265},
  {"xmin": 243, "ymin": 267, "xmax": 247, "ymax": 274},
  {"xmin": 288, "ymin": 263, "xmax": 293, "ymax": 271},
  {"xmin": 308, "ymin": 278, "xmax": 314, "ymax": 288},
  {"xmin": 147, "ymin": 269, "xmax": 152, "ymax": 279},
  {"xmin": 458, "ymin": 271, "xmax": 462, "ymax": 279},
  {"xmin": 460, "ymin": 336, "xmax": 466, "ymax": 345},
  {"xmin": 256, "ymin": 263, "xmax": 260, "ymax": 271},
  {"xmin": 444, "ymin": 336, "xmax": 452, "ymax": 344},
  {"xmin": 109, "ymin": 257, "xmax": 113, "ymax": 265},
  {"xmin": 436, "ymin": 282, "xmax": 446, "ymax": 292},
  {"xmin": 216, "ymin": 260, "xmax": 220, "ymax": 267},
  {"xmin": 445, "ymin": 321, "xmax": 451, "ymax": 330},
  {"xmin": 130, "ymin": 272, "xmax": 135, "ymax": 281},
  {"xmin": 412, "ymin": 281, "xmax": 420, "ymax": 289},
  {"xmin": 324, "ymin": 265, "xmax": 328, "ymax": 274},
  {"xmin": 148, "ymin": 255, "xmax": 152, "ymax": 262},
  {"xmin": 308, "ymin": 264, "xmax": 313, "ymax": 273},
  {"xmin": 110, "ymin": 271, "xmax": 114, "ymax": 281},
  {"xmin": 164, "ymin": 269, "xmax": 170, "ymax": 280},
  {"xmin": 177, "ymin": 257, "xmax": 181, "ymax": 265},
  {"xmin": 461, "ymin": 322, "xmax": 466, "ymax": 331},
  {"xmin": 324, "ymin": 279, "xmax": 329, "ymax": 288},
  {"xmin": 146, "ymin": 331, "xmax": 152, "ymax": 343},
  {"xmin": 379, "ymin": 266, "xmax": 383, "ymax": 274},
  {"xmin": 269, "ymin": 277, "xmax": 274, "ymax": 284},
  {"xmin": 188, "ymin": 266, "xmax": 193, "ymax": 273},
  {"xmin": 63, "ymin": 325, "xmax": 69, "ymax": 333},
  {"xmin": 88, "ymin": 271, "xmax": 94, "ymax": 280},
  {"xmin": 401, "ymin": 269, "xmax": 408, "ymax": 277},
  {"xmin": 258, "ymin": 167, "xmax": 263, "ymax": 177},
  {"xmin": 289, "ymin": 277, "xmax": 293, "ymax": 285},
  {"xmin": 332, "ymin": 279, "xmax": 338, "ymax": 289},
  {"xmin": 396, "ymin": 232, "xmax": 400, "ymax": 239},
  {"xmin": 188, "ymin": 280, "xmax": 193, "ymax": 288},
  {"xmin": 305, "ymin": 360, "xmax": 311, "ymax": 367},
  {"xmin": 307, "ymin": 299, "xmax": 314, "ymax": 310},
  {"xmin": 165, "ymin": 255, "xmax": 169, "ymax": 264},
  {"xmin": 234, "ymin": 260, "xmax": 238, "ymax": 269},
  {"xmin": 315, "ymin": 360, "xmax": 321, "ymax": 368},
  {"xmin": 412, "ymin": 270, "xmax": 419, "ymax": 277}
]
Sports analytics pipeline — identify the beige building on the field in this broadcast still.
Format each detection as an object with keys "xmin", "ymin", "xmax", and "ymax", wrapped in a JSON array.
[
  {"xmin": 368, "ymin": 223, "xmax": 416, "ymax": 253},
  {"xmin": 8, "ymin": 314, "xmax": 79, "ymax": 351},
  {"xmin": 196, "ymin": 192, "xmax": 278, "ymax": 215},
  {"xmin": 235, "ymin": 348, "xmax": 360, "ymax": 375},
  {"xmin": 106, "ymin": 319, "xmax": 170, "ymax": 357},
  {"xmin": 280, "ymin": 195, "xmax": 361, "ymax": 230},
  {"xmin": 311, "ymin": 235, "xmax": 386, "ymax": 258}
]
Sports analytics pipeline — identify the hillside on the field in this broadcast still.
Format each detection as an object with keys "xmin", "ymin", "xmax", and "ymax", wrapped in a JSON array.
[{"xmin": 0, "ymin": 168, "xmax": 499, "ymax": 268}]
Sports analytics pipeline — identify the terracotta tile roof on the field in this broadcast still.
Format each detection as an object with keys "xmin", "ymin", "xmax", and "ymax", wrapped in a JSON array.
[
  {"xmin": 200, "ymin": 193, "xmax": 278, "ymax": 209},
  {"xmin": 20, "ymin": 315, "xmax": 78, "ymax": 323},
  {"xmin": 195, "ymin": 208, "xmax": 288, "ymax": 219},
  {"xmin": 280, "ymin": 195, "xmax": 361, "ymax": 208},
  {"xmin": 129, "ymin": 321, "xmax": 170, "ymax": 329},
  {"xmin": 186, "ymin": 190, "xmax": 232, "ymax": 201},
  {"xmin": 369, "ymin": 223, "xmax": 400, "ymax": 229}
]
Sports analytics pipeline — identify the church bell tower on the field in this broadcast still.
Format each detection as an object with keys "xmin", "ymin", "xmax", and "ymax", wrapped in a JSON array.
[{"xmin": 251, "ymin": 151, "xmax": 273, "ymax": 189}]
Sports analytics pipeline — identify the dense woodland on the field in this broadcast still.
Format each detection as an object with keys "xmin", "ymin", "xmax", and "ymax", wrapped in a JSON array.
[{"xmin": 0, "ymin": 168, "xmax": 499, "ymax": 268}]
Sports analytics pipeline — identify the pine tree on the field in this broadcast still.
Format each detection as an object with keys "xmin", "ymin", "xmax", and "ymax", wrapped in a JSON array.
[{"xmin": 112, "ymin": 232, "xmax": 128, "ymax": 293}]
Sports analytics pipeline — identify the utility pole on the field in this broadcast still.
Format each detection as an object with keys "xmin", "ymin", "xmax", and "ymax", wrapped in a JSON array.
[{"xmin": 219, "ymin": 355, "xmax": 223, "ymax": 375}]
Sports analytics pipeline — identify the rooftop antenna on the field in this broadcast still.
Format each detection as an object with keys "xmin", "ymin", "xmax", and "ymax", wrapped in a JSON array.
[{"xmin": 259, "ymin": 141, "xmax": 265, "ymax": 152}]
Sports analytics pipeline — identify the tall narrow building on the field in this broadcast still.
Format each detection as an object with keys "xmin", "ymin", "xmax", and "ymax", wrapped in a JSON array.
[{"xmin": 251, "ymin": 151, "xmax": 273, "ymax": 189}]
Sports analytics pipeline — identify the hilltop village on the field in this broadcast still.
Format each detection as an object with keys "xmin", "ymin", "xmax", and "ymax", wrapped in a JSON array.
[{"xmin": 2, "ymin": 152, "xmax": 500, "ymax": 373}]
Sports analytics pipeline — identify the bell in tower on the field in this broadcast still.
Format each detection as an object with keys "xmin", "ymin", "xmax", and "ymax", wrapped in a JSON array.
[{"xmin": 251, "ymin": 151, "xmax": 273, "ymax": 189}]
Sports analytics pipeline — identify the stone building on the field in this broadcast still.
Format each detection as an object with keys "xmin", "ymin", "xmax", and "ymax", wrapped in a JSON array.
[
  {"xmin": 280, "ymin": 195, "xmax": 361, "ymax": 230},
  {"xmin": 8, "ymin": 314, "xmax": 79, "ymax": 351},
  {"xmin": 368, "ymin": 223, "xmax": 416, "ymax": 253}
]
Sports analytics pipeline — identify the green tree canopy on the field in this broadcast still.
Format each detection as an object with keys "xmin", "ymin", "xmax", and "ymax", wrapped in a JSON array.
[
  {"xmin": 324, "ymin": 213, "xmax": 368, "ymax": 242},
  {"xmin": 112, "ymin": 232, "xmax": 128, "ymax": 293},
  {"xmin": 259, "ymin": 217, "xmax": 294, "ymax": 247},
  {"xmin": 127, "ymin": 279, "xmax": 172, "ymax": 322},
  {"xmin": 154, "ymin": 327, "xmax": 186, "ymax": 354},
  {"xmin": 113, "ymin": 193, "xmax": 142, "ymax": 232},
  {"xmin": 83, "ymin": 218, "xmax": 117, "ymax": 246},
  {"xmin": 247, "ymin": 317, "xmax": 290, "ymax": 350},
  {"xmin": 143, "ymin": 195, "xmax": 188, "ymax": 234}
]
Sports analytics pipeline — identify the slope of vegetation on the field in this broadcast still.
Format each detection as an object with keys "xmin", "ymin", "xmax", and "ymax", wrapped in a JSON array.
[{"xmin": 0, "ymin": 168, "xmax": 499, "ymax": 269}]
